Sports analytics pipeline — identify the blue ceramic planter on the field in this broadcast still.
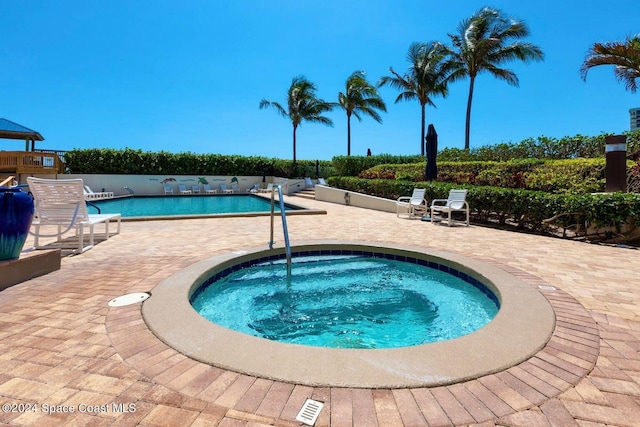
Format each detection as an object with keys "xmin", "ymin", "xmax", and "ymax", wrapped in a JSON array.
[{"xmin": 0, "ymin": 187, "xmax": 35, "ymax": 260}]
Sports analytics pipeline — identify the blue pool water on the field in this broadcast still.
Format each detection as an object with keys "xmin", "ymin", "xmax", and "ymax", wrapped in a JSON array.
[
  {"xmin": 191, "ymin": 255, "xmax": 499, "ymax": 349},
  {"xmin": 89, "ymin": 195, "xmax": 293, "ymax": 217}
]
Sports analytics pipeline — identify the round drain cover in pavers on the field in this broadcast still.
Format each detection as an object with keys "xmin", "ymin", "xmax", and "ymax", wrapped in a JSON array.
[{"xmin": 108, "ymin": 292, "xmax": 150, "ymax": 307}]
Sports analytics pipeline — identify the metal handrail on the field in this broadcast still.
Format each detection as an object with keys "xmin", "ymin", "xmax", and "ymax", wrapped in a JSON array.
[{"xmin": 269, "ymin": 184, "xmax": 292, "ymax": 272}]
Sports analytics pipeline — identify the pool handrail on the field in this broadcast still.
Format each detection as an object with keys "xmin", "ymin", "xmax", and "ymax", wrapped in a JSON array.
[{"xmin": 269, "ymin": 185, "xmax": 292, "ymax": 273}]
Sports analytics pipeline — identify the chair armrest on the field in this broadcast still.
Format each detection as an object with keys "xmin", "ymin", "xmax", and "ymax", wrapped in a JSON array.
[
  {"xmin": 396, "ymin": 196, "xmax": 411, "ymax": 203},
  {"xmin": 449, "ymin": 201, "xmax": 469, "ymax": 210},
  {"xmin": 430, "ymin": 198, "xmax": 448, "ymax": 207}
]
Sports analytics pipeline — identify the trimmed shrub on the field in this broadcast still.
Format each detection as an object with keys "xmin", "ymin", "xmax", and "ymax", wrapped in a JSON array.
[
  {"xmin": 328, "ymin": 177, "xmax": 640, "ymax": 236},
  {"xmin": 357, "ymin": 158, "xmax": 620, "ymax": 194},
  {"xmin": 64, "ymin": 148, "xmax": 336, "ymax": 178}
]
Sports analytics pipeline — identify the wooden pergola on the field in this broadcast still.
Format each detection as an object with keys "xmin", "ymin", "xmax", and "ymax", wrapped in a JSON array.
[
  {"xmin": 0, "ymin": 118, "xmax": 44, "ymax": 151},
  {"xmin": 0, "ymin": 119, "xmax": 64, "ymax": 176}
]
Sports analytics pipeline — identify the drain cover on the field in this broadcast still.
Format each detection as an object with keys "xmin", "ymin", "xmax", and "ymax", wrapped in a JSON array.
[
  {"xmin": 538, "ymin": 285, "xmax": 557, "ymax": 291},
  {"xmin": 108, "ymin": 292, "xmax": 150, "ymax": 307},
  {"xmin": 296, "ymin": 399, "xmax": 323, "ymax": 426}
]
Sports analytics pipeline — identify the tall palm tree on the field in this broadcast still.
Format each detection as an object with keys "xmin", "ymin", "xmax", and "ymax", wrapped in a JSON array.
[
  {"xmin": 338, "ymin": 71, "xmax": 387, "ymax": 156},
  {"xmin": 259, "ymin": 76, "xmax": 334, "ymax": 163},
  {"xmin": 580, "ymin": 34, "xmax": 640, "ymax": 93},
  {"xmin": 446, "ymin": 7, "xmax": 544, "ymax": 150},
  {"xmin": 378, "ymin": 42, "xmax": 450, "ymax": 156}
]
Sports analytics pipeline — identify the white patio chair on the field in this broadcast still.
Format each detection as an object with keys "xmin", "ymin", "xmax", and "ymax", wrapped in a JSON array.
[
  {"xmin": 163, "ymin": 185, "xmax": 174, "ymax": 195},
  {"xmin": 191, "ymin": 184, "xmax": 200, "ymax": 194},
  {"xmin": 246, "ymin": 184, "xmax": 259, "ymax": 193},
  {"xmin": 27, "ymin": 177, "xmax": 121, "ymax": 254},
  {"xmin": 83, "ymin": 185, "xmax": 114, "ymax": 200},
  {"xmin": 178, "ymin": 184, "xmax": 192, "ymax": 194},
  {"xmin": 258, "ymin": 183, "xmax": 274, "ymax": 193},
  {"xmin": 430, "ymin": 189, "xmax": 470, "ymax": 226},
  {"xmin": 220, "ymin": 184, "xmax": 234, "ymax": 194},
  {"xmin": 203, "ymin": 184, "xmax": 217, "ymax": 194},
  {"xmin": 304, "ymin": 177, "xmax": 314, "ymax": 188},
  {"xmin": 396, "ymin": 188, "xmax": 427, "ymax": 219},
  {"xmin": 317, "ymin": 178, "xmax": 327, "ymax": 186}
]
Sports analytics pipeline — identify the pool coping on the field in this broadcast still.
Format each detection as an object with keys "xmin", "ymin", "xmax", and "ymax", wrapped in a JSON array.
[{"xmin": 143, "ymin": 241, "xmax": 557, "ymax": 388}]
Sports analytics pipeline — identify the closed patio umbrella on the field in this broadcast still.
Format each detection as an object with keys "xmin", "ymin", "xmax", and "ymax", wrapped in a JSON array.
[{"xmin": 425, "ymin": 124, "xmax": 438, "ymax": 181}]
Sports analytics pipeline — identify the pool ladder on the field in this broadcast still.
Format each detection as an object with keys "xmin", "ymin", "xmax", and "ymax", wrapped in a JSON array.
[{"xmin": 269, "ymin": 184, "xmax": 292, "ymax": 273}]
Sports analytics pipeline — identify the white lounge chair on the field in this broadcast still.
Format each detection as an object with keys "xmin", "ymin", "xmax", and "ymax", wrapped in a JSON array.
[
  {"xmin": 396, "ymin": 188, "xmax": 428, "ymax": 219},
  {"xmin": 27, "ymin": 177, "xmax": 121, "ymax": 254},
  {"xmin": 178, "ymin": 184, "xmax": 192, "ymax": 194},
  {"xmin": 203, "ymin": 184, "xmax": 217, "ymax": 194},
  {"xmin": 246, "ymin": 184, "xmax": 259, "ymax": 193},
  {"xmin": 83, "ymin": 185, "xmax": 114, "ymax": 200},
  {"xmin": 220, "ymin": 184, "xmax": 234, "ymax": 194},
  {"xmin": 163, "ymin": 185, "xmax": 174, "ymax": 195},
  {"xmin": 191, "ymin": 185, "xmax": 200, "ymax": 194},
  {"xmin": 317, "ymin": 178, "xmax": 327, "ymax": 186},
  {"xmin": 304, "ymin": 177, "xmax": 314, "ymax": 188},
  {"xmin": 430, "ymin": 189, "xmax": 470, "ymax": 226},
  {"xmin": 258, "ymin": 183, "xmax": 274, "ymax": 193}
]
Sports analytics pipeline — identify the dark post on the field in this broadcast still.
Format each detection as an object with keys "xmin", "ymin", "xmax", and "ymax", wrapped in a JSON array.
[{"xmin": 605, "ymin": 135, "xmax": 627, "ymax": 192}]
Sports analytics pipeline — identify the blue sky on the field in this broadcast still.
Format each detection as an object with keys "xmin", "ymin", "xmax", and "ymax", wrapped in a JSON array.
[{"xmin": 2, "ymin": 1, "xmax": 638, "ymax": 160}]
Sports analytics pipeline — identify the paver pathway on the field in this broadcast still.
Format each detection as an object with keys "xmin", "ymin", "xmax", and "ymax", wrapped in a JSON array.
[{"xmin": 1, "ymin": 197, "xmax": 639, "ymax": 426}]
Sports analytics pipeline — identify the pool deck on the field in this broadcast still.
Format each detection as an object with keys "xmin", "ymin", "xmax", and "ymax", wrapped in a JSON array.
[{"xmin": 1, "ymin": 196, "xmax": 640, "ymax": 426}]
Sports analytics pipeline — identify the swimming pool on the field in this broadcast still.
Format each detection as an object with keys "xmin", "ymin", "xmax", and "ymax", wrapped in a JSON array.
[
  {"xmin": 89, "ymin": 195, "xmax": 303, "ymax": 218},
  {"xmin": 191, "ymin": 255, "xmax": 499, "ymax": 349}
]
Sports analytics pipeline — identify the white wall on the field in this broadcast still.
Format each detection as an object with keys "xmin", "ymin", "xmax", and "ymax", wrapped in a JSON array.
[
  {"xmin": 24, "ymin": 174, "xmax": 309, "ymax": 196},
  {"xmin": 315, "ymin": 184, "xmax": 397, "ymax": 213}
]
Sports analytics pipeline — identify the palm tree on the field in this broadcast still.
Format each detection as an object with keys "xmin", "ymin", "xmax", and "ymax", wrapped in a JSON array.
[
  {"xmin": 378, "ymin": 42, "xmax": 450, "ymax": 156},
  {"xmin": 580, "ymin": 34, "xmax": 640, "ymax": 93},
  {"xmin": 259, "ymin": 76, "xmax": 334, "ymax": 163},
  {"xmin": 338, "ymin": 71, "xmax": 387, "ymax": 156},
  {"xmin": 446, "ymin": 7, "xmax": 544, "ymax": 150}
]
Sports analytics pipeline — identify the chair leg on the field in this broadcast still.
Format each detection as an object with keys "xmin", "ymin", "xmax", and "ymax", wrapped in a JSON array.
[{"xmin": 77, "ymin": 224, "xmax": 84, "ymax": 253}]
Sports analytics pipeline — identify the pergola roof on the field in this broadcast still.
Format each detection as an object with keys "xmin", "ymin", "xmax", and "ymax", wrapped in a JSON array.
[
  {"xmin": 0, "ymin": 118, "xmax": 44, "ymax": 151},
  {"xmin": 0, "ymin": 118, "xmax": 44, "ymax": 141}
]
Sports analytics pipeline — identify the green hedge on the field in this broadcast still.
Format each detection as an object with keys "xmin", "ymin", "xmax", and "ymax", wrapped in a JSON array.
[
  {"xmin": 437, "ymin": 130, "xmax": 640, "ymax": 162},
  {"xmin": 331, "ymin": 154, "xmax": 424, "ymax": 177},
  {"xmin": 64, "ymin": 148, "xmax": 336, "ymax": 178},
  {"xmin": 357, "ymin": 158, "xmax": 638, "ymax": 194},
  {"xmin": 327, "ymin": 176, "xmax": 640, "ymax": 235},
  {"xmin": 329, "ymin": 131, "xmax": 640, "ymax": 177}
]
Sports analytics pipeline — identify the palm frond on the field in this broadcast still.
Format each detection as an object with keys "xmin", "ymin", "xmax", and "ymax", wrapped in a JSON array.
[{"xmin": 580, "ymin": 35, "xmax": 640, "ymax": 92}]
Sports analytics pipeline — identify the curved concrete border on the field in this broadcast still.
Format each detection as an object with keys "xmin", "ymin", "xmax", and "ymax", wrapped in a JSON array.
[{"xmin": 142, "ymin": 241, "xmax": 556, "ymax": 388}]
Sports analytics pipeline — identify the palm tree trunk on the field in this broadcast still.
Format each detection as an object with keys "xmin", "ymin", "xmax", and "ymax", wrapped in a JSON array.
[
  {"xmin": 465, "ymin": 77, "xmax": 475, "ymax": 151},
  {"xmin": 347, "ymin": 113, "xmax": 352, "ymax": 156},
  {"xmin": 421, "ymin": 103, "xmax": 426, "ymax": 156},
  {"xmin": 292, "ymin": 124, "xmax": 297, "ymax": 163}
]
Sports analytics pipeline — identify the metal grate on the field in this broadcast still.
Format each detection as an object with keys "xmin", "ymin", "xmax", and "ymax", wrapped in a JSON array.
[
  {"xmin": 538, "ymin": 285, "xmax": 557, "ymax": 291},
  {"xmin": 296, "ymin": 399, "xmax": 324, "ymax": 426}
]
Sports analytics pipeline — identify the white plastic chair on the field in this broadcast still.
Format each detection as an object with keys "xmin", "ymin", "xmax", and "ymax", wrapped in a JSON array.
[
  {"xmin": 220, "ymin": 184, "xmax": 234, "ymax": 194},
  {"xmin": 258, "ymin": 183, "xmax": 274, "ymax": 193},
  {"xmin": 430, "ymin": 189, "xmax": 470, "ymax": 226},
  {"xmin": 28, "ymin": 177, "xmax": 121, "ymax": 254},
  {"xmin": 191, "ymin": 185, "xmax": 200, "ymax": 194},
  {"xmin": 317, "ymin": 178, "xmax": 327, "ymax": 186},
  {"xmin": 163, "ymin": 185, "xmax": 174, "ymax": 195},
  {"xmin": 396, "ymin": 188, "xmax": 427, "ymax": 219},
  {"xmin": 178, "ymin": 184, "xmax": 192, "ymax": 194},
  {"xmin": 304, "ymin": 177, "xmax": 314, "ymax": 188},
  {"xmin": 83, "ymin": 185, "xmax": 114, "ymax": 200},
  {"xmin": 203, "ymin": 184, "xmax": 217, "ymax": 194}
]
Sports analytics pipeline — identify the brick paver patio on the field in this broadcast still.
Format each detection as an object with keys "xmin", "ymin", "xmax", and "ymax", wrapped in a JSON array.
[{"xmin": 1, "ymin": 196, "xmax": 639, "ymax": 426}]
